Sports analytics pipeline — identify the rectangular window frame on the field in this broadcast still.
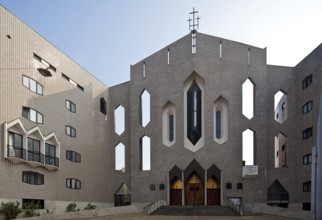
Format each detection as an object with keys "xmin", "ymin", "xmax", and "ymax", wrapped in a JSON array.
[
  {"xmin": 303, "ymin": 154, "xmax": 312, "ymax": 165},
  {"xmin": 65, "ymin": 125, "xmax": 76, "ymax": 138},
  {"xmin": 22, "ymin": 171, "xmax": 44, "ymax": 185},
  {"xmin": 302, "ymin": 101, "xmax": 313, "ymax": 114},
  {"xmin": 66, "ymin": 150, "xmax": 81, "ymax": 163},
  {"xmin": 302, "ymin": 74, "xmax": 312, "ymax": 89},
  {"xmin": 65, "ymin": 100, "xmax": 76, "ymax": 113},
  {"xmin": 22, "ymin": 107, "xmax": 44, "ymax": 124},
  {"xmin": 302, "ymin": 127, "xmax": 313, "ymax": 139},
  {"xmin": 303, "ymin": 181, "xmax": 311, "ymax": 192},
  {"xmin": 66, "ymin": 178, "xmax": 81, "ymax": 189}
]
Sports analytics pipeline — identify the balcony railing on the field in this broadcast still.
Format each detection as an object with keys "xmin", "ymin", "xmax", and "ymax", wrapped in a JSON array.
[
  {"xmin": 28, "ymin": 152, "xmax": 44, "ymax": 164},
  {"xmin": 45, "ymin": 156, "xmax": 59, "ymax": 167},
  {"xmin": 7, "ymin": 145, "xmax": 26, "ymax": 160},
  {"xmin": 267, "ymin": 193, "xmax": 289, "ymax": 202}
]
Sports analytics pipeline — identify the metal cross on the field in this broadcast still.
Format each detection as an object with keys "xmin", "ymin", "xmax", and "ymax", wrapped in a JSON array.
[{"xmin": 188, "ymin": 7, "xmax": 200, "ymax": 31}]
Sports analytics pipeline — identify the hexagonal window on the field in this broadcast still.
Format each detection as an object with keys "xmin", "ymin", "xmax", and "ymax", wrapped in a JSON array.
[{"xmin": 114, "ymin": 105, "xmax": 125, "ymax": 135}]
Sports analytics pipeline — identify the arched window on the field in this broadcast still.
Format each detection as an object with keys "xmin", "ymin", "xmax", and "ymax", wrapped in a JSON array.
[{"xmin": 187, "ymin": 80, "xmax": 202, "ymax": 145}]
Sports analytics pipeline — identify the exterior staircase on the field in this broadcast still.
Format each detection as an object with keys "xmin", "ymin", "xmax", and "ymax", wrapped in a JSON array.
[{"xmin": 151, "ymin": 205, "xmax": 238, "ymax": 216}]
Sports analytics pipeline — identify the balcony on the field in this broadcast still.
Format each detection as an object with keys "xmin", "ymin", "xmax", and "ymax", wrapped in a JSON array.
[
  {"xmin": 242, "ymin": 165, "xmax": 258, "ymax": 178},
  {"xmin": 45, "ymin": 156, "xmax": 59, "ymax": 170},
  {"xmin": 27, "ymin": 152, "xmax": 44, "ymax": 167},
  {"xmin": 7, "ymin": 145, "xmax": 26, "ymax": 163},
  {"xmin": 267, "ymin": 193, "xmax": 289, "ymax": 204}
]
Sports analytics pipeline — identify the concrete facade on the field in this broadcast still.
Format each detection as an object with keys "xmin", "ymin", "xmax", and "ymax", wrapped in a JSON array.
[{"xmin": 0, "ymin": 4, "xmax": 320, "ymax": 215}]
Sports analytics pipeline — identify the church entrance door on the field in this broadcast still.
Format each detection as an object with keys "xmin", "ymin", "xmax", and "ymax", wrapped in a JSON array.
[{"xmin": 185, "ymin": 172, "xmax": 204, "ymax": 205}]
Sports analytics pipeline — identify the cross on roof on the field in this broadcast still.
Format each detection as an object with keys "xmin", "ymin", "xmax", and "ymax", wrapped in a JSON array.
[{"xmin": 188, "ymin": 7, "xmax": 200, "ymax": 32}]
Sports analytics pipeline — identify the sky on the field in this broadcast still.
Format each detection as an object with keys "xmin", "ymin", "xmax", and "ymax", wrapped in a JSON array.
[
  {"xmin": 1, "ymin": 0, "xmax": 322, "ymax": 169},
  {"xmin": 1, "ymin": 0, "xmax": 322, "ymax": 87}
]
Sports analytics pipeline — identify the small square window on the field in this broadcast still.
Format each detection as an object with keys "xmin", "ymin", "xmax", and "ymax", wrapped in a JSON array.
[
  {"xmin": 150, "ymin": 184, "xmax": 155, "ymax": 191},
  {"xmin": 237, "ymin": 183, "xmax": 243, "ymax": 189},
  {"xmin": 226, "ymin": 182, "xmax": 232, "ymax": 189},
  {"xmin": 159, "ymin": 184, "xmax": 165, "ymax": 190}
]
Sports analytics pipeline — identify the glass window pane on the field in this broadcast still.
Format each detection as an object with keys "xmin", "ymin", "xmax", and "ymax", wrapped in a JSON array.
[
  {"xmin": 37, "ymin": 83, "xmax": 43, "ymax": 95},
  {"xmin": 37, "ymin": 113, "xmax": 43, "ymax": 124},
  {"xmin": 30, "ymin": 109, "xmax": 36, "ymax": 122},
  {"xmin": 30, "ymin": 79, "xmax": 36, "ymax": 93},
  {"xmin": 23, "ymin": 76, "xmax": 29, "ymax": 87}
]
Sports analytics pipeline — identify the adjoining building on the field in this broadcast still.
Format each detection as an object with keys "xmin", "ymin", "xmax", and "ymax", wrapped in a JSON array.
[{"xmin": 0, "ymin": 4, "xmax": 319, "ymax": 215}]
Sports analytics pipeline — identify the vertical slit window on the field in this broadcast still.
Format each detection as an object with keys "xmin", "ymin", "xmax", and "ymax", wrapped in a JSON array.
[
  {"xmin": 167, "ymin": 48, "xmax": 170, "ymax": 65},
  {"xmin": 169, "ymin": 114, "xmax": 174, "ymax": 142},
  {"xmin": 192, "ymin": 32, "xmax": 196, "ymax": 54},
  {"xmin": 143, "ymin": 62, "xmax": 146, "ymax": 78},
  {"xmin": 247, "ymin": 48, "xmax": 251, "ymax": 66},
  {"xmin": 242, "ymin": 129, "xmax": 255, "ymax": 166},
  {"xmin": 140, "ymin": 136, "xmax": 151, "ymax": 171},
  {"xmin": 216, "ymin": 111, "xmax": 221, "ymax": 139},
  {"xmin": 140, "ymin": 90, "xmax": 150, "ymax": 127},
  {"xmin": 242, "ymin": 78, "xmax": 254, "ymax": 119},
  {"xmin": 219, "ymin": 40, "xmax": 222, "ymax": 59}
]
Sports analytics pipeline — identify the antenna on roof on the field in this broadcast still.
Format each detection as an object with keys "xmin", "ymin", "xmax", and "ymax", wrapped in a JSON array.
[{"xmin": 188, "ymin": 7, "xmax": 200, "ymax": 33}]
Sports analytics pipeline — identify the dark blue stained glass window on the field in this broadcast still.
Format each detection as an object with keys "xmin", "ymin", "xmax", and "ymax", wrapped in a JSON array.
[
  {"xmin": 216, "ymin": 111, "xmax": 221, "ymax": 139},
  {"xmin": 169, "ymin": 114, "xmax": 174, "ymax": 142},
  {"xmin": 187, "ymin": 80, "xmax": 202, "ymax": 145}
]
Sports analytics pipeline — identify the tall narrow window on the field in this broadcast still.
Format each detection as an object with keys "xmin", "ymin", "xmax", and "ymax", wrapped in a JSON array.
[
  {"xmin": 140, "ymin": 90, "xmax": 150, "ymax": 127},
  {"xmin": 8, "ymin": 132, "xmax": 23, "ymax": 158},
  {"xmin": 216, "ymin": 111, "xmax": 221, "ymax": 139},
  {"xmin": 28, "ymin": 138, "xmax": 41, "ymax": 163},
  {"xmin": 242, "ymin": 129, "xmax": 255, "ymax": 166},
  {"xmin": 242, "ymin": 78, "xmax": 254, "ymax": 119},
  {"xmin": 140, "ymin": 136, "xmax": 151, "ymax": 171},
  {"xmin": 143, "ymin": 62, "xmax": 146, "ymax": 78},
  {"xmin": 192, "ymin": 32, "xmax": 196, "ymax": 54},
  {"xmin": 219, "ymin": 40, "xmax": 222, "ymax": 59},
  {"xmin": 275, "ymin": 133, "xmax": 288, "ymax": 168},
  {"xmin": 274, "ymin": 91, "xmax": 288, "ymax": 124},
  {"xmin": 214, "ymin": 96, "xmax": 229, "ymax": 145},
  {"xmin": 45, "ymin": 143, "xmax": 56, "ymax": 166},
  {"xmin": 247, "ymin": 48, "xmax": 251, "ymax": 66},
  {"xmin": 100, "ymin": 97, "xmax": 106, "ymax": 115},
  {"xmin": 115, "ymin": 143, "xmax": 125, "ymax": 172},
  {"xmin": 167, "ymin": 48, "xmax": 170, "ymax": 65},
  {"xmin": 187, "ymin": 80, "xmax": 201, "ymax": 145},
  {"xmin": 162, "ymin": 102, "xmax": 176, "ymax": 147},
  {"xmin": 169, "ymin": 115, "xmax": 174, "ymax": 142},
  {"xmin": 114, "ymin": 105, "xmax": 125, "ymax": 135}
]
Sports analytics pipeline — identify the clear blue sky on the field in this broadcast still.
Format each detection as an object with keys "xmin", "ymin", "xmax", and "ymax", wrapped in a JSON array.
[{"xmin": 1, "ymin": 0, "xmax": 322, "ymax": 86}]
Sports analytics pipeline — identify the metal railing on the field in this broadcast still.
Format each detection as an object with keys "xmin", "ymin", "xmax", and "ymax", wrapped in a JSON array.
[
  {"xmin": 226, "ymin": 198, "xmax": 243, "ymax": 216},
  {"xmin": 7, "ymin": 145, "xmax": 26, "ymax": 160},
  {"xmin": 45, "ymin": 156, "xmax": 60, "ymax": 167},
  {"xmin": 267, "ymin": 193, "xmax": 289, "ymax": 202},
  {"xmin": 143, "ymin": 199, "xmax": 167, "ymax": 214},
  {"xmin": 28, "ymin": 151, "xmax": 44, "ymax": 164}
]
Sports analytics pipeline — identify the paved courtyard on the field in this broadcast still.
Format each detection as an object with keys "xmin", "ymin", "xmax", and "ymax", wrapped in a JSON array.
[{"xmin": 78, "ymin": 213, "xmax": 297, "ymax": 220}]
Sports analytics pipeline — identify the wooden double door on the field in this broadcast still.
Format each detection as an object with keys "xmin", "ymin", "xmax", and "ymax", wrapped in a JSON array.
[{"xmin": 185, "ymin": 182, "xmax": 204, "ymax": 205}]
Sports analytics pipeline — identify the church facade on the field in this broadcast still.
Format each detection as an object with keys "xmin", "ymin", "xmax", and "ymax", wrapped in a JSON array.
[{"xmin": 0, "ymin": 4, "xmax": 319, "ymax": 213}]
